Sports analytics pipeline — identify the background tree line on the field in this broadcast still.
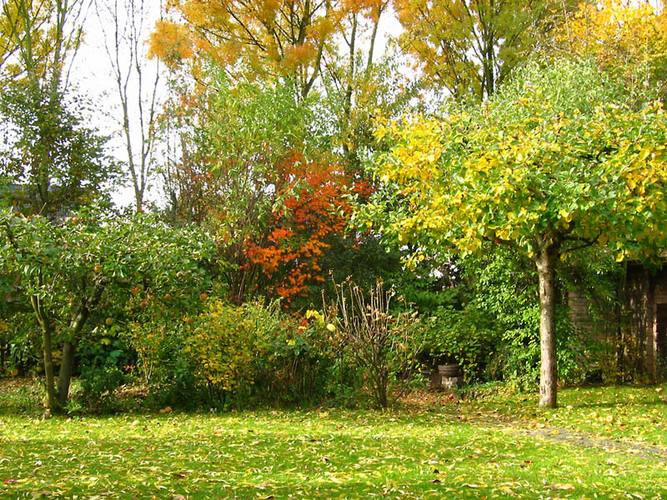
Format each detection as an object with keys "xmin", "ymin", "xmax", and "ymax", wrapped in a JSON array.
[{"xmin": 1, "ymin": 0, "xmax": 666, "ymax": 413}]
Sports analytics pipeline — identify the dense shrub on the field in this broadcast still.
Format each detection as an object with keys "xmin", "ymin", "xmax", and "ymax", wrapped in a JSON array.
[
  {"xmin": 78, "ymin": 365, "xmax": 127, "ymax": 413},
  {"xmin": 125, "ymin": 298, "xmax": 339, "ymax": 409},
  {"xmin": 250, "ymin": 304, "xmax": 336, "ymax": 405},
  {"xmin": 415, "ymin": 306, "xmax": 499, "ymax": 382},
  {"xmin": 466, "ymin": 249, "xmax": 593, "ymax": 389},
  {"xmin": 74, "ymin": 322, "xmax": 133, "ymax": 413},
  {"xmin": 187, "ymin": 299, "xmax": 345, "ymax": 408},
  {"xmin": 185, "ymin": 300, "xmax": 258, "ymax": 405}
]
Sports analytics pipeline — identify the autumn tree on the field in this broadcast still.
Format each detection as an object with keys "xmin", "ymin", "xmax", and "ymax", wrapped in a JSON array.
[
  {"xmin": 149, "ymin": 0, "xmax": 407, "ymax": 170},
  {"xmin": 0, "ymin": 0, "xmax": 49, "ymax": 75},
  {"xmin": 0, "ymin": 0, "xmax": 118, "ymax": 217},
  {"xmin": 375, "ymin": 59, "xmax": 667, "ymax": 407},
  {"xmin": 552, "ymin": 0, "xmax": 667, "ymax": 98},
  {"xmin": 0, "ymin": 0, "xmax": 87, "ymax": 83},
  {"xmin": 394, "ymin": 0, "xmax": 578, "ymax": 100},
  {"xmin": 151, "ymin": 3, "xmax": 413, "ymax": 301},
  {"xmin": 162, "ymin": 75, "xmax": 324, "ymax": 302},
  {"xmin": 0, "ymin": 85, "xmax": 119, "ymax": 215},
  {"xmin": 245, "ymin": 153, "xmax": 351, "ymax": 301},
  {"xmin": 160, "ymin": 71, "xmax": 365, "ymax": 303},
  {"xmin": 150, "ymin": 0, "xmax": 387, "ymax": 100}
]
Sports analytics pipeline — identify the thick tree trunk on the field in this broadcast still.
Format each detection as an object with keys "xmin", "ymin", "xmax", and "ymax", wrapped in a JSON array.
[
  {"xmin": 535, "ymin": 246, "xmax": 557, "ymax": 408},
  {"xmin": 57, "ymin": 341, "xmax": 75, "ymax": 406}
]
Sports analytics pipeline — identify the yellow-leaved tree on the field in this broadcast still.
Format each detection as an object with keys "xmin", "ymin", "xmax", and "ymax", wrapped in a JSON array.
[
  {"xmin": 553, "ymin": 0, "xmax": 667, "ymax": 96},
  {"xmin": 393, "ymin": 0, "xmax": 579, "ymax": 100},
  {"xmin": 0, "ymin": 0, "xmax": 87, "ymax": 85},
  {"xmin": 375, "ymin": 59, "xmax": 667, "ymax": 407}
]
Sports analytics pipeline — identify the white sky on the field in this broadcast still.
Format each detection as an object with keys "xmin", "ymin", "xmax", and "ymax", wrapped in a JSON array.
[{"xmin": 74, "ymin": 0, "xmax": 164, "ymax": 208}]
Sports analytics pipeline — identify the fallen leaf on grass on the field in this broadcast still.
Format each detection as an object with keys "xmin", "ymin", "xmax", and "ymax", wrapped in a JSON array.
[{"xmin": 551, "ymin": 483, "xmax": 575, "ymax": 491}]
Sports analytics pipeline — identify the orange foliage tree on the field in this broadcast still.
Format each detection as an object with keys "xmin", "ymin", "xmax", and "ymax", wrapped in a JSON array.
[
  {"xmin": 150, "ymin": 4, "xmax": 405, "ymax": 304},
  {"xmin": 150, "ymin": 0, "xmax": 387, "ymax": 99},
  {"xmin": 245, "ymin": 153, "xmax": 352, "ymax": 301}
]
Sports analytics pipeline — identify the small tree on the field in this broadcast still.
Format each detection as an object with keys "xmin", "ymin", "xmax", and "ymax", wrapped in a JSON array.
[
  {"xmin": 375, "ymin": 59, "xmax": 667, "ymax": 407},
  {"xmin": 0, "ymin": 208, "xmax": 214, "ymax": 412},
  {"xmin": 0, "ymin": 0, "xmax": 108, "ymax": 217}
]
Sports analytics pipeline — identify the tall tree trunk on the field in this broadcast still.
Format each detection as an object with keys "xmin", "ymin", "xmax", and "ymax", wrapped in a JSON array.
[
  {"xmin": 535, "ymin": 246, "xmax": 557, "ymax": 408},
  {"xmin": 341, "ymin": 13, "xmax": 357, "ymax": 163},
  {"xmin": 646, "ymin": 276, "xmax": 657, "ymax": 383},
  {"xmin": 57, "ymin": 341, "xmax": 75, "ymax": 406}
]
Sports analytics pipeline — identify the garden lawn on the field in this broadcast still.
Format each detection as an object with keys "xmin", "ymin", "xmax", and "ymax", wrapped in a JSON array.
[{"xmin": 0, "ymin": 383, "xmax": 666, "ymax": 498}]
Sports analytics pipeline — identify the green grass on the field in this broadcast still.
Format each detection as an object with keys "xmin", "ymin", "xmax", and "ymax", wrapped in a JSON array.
[
  {"xmin": 0, "ymin": 381, "xmax": 666, "ymax": 498},
  {"xmin": 460, "ymin": 384, "xmax": 667, "ymax": 448}
]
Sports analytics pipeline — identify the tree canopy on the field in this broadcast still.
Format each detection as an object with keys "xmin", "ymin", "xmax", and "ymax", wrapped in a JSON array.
[
  {"xmin": 0, "ymin": 208, "xmax": 214, "ymax": 411},
  {"xmin": 375, "ymin": 59, "xmax": 667, "ymax": 405},
  {"xmin": 150, "ymin": 0, "xmax": 386, "ymax": 99},
  {"xmin": 553, "ymin": 0, "xmax": 667, "ymax": 98},
  {"xmin": 394, "ymin": 0, "xmax": 578, "ymax": 100}
]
